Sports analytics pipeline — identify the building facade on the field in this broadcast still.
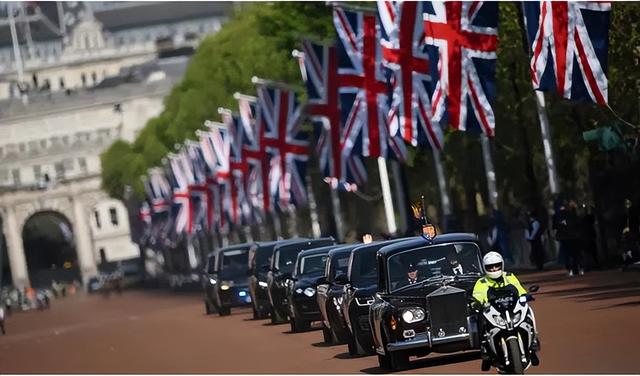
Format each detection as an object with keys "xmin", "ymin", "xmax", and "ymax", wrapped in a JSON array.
[{"xmin": 0, "ymin": 2, "xmax": 232, "ymax": 289}]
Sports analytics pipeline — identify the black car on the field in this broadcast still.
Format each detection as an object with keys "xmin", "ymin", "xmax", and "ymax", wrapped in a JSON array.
[
  {"xmin": 342, "ymin": 238, "xmax": 415, "ymax": 355},
  {"xmin": 316, "ymin": 244, "xmax": 361, "ymax": 344},
  {"xmin": 248, "ymin": 240, "xmax": 296, "ymax": 320},
  {"xmin": 267, "ymin": 237, "xmax": 335, "ymax": 324},
  {"xmin": 203, "ymin": 243, "xmax": 253, "ymax": 316},
  {"xmin": 287, "ymin": 246, "xmax": 334, "ymax": 332},
  {"xmin": 370, "ymin": 233, "xmax": 484, "ymax": 370}
]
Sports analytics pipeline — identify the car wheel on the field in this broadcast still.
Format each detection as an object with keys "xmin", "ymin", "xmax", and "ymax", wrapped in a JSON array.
[
  {"xmin": 347, "ymin": 335, "xmax": 357, "ymax": 355},
  {"xmin": 378, "ymin": 354, "xmax": 391, "ymax": 370},
  {"xmin": 291, "ymin": 315, "xmax": 310, "ymax": 333},
  {"xmin": 352, "ymin": 326, "xmax": 375, "ymax": 355},
  {"xmin": 322, "ymin": 325, "xmax": 333, "ymax": 344},
  {"xmin": 270, "ymin": 305, "xmax": 284, "ymax": 324},
  {"xmin": 389, "ymin": 350, "xmax": 410, "ymax": 370},
  {"xmin": 218, "ymin": 306, "xmax": 231, "ymax": 316}
]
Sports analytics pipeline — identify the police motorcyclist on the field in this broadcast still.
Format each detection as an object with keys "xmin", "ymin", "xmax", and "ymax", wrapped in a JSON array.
[{"xmin": 472, "ymin": 251, "xmax": 539, "ymax": 370}]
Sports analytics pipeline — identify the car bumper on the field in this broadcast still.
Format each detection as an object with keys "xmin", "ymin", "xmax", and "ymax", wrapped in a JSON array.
[
  {"xmin": 386, "ymin": 332, "xmax": 472, "ymax": 352},
  {"xmin": 220, "ymin": 286, "xmax": 252, "ymax": 307},
  {"xmin": 292, "ymin": 296, "xmax": 322, "ymax": 321}
]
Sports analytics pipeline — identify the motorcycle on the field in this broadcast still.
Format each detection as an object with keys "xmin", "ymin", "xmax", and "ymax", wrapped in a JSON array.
[{"xmin": 481, "ymin": 284, "xmax": 540, "ymax": 374}]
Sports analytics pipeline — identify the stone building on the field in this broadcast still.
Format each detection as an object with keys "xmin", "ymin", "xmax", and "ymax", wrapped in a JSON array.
[{"xmin": 0, "ymin": 2, "xmax": 232, "ymax": 289}]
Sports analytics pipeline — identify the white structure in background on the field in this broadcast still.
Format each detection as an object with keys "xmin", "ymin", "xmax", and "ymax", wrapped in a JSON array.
[
  {"xmin": 0, "ymin": 1, "xmax": 231, "ymax": 99},
  {"xmin": 0, "ymin": 1, "xmax": 232, "ymax": 289}
]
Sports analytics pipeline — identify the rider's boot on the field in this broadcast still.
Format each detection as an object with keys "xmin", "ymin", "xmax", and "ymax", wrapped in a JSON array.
[{"xmin": 530, "ymin": 337, "xmax": 541, "ymax": 366}]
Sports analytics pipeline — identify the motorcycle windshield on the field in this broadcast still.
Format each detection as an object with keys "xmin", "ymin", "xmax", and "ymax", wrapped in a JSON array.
[{"xmin": 487, "ymin": 285, "xmax": 519, "ymax": 313}]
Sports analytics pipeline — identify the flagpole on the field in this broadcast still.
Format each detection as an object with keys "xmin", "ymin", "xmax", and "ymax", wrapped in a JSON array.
[
  {"xmin": 377, "ymin": 157, "xmax": 397, "ymax": 235},
  {"xmin": 432, "ymin": 147, "xmax": 452, "ymax": 221},
  {"xmin": 329, "ymin": 185, "xmax": 345, "ymax": 242},
  {"xmin": 480, "ymin": 133, "xmax": 499, "ymax": 211},
  {"xmin": 534, "ymin": 91, "xmax": 560, "ymax": 195},
  {"xmin": 390, "ymin": 160, "xmax": 408, "ymax": 234},
  {"xmin": 305, "ymin": 175, "xmax": 322, "ymax": 238}
]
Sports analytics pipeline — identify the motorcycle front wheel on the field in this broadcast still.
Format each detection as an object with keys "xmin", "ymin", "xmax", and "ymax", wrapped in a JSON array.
[{"xmin": 507, "ymin": 337, "xmax": 524, "ymax": 374}]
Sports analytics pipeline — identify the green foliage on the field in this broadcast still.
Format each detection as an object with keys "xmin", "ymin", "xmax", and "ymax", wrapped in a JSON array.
[
  {"xmin": 101, "ymin": 2, "xmax": 335, "ymax": 198},
  {"xmin": 102, "ymin": 2, "xmax": 640, "ymax": 238}
]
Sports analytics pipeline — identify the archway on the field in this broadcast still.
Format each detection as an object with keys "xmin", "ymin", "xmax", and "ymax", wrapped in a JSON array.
[{"xmin": 22, "ymin": 211, "xmax": 80, "ymax": 288}]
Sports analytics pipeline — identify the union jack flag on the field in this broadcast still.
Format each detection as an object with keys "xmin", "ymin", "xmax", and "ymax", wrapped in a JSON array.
[
  {"xmin": 197, "ymin": 122, "xmax": 230, "ymax": 234},
  {"xmin": 423, "ymin": 1, "xmax": 498, "ymax": 136},
  {"xmin": 294, "ymin": 40, "xmax": 366, "ymax": 190},
  {"xmin": 236, "ymin": 93, "xmax": 270, "ymax": 218},
  {"xmin": 254, "ymin": 78, "xmax": 310, "ymax": 210},
  {"xmin": 523, "ymin": 1, "xmax": 610, "ymax": 106},
  {"xmin": 220, "ymin": 108, "xmax": 253, "ymax": 226},
  {"xmin": 185, "ymin": 141, "xmax": 209, "ymax": 233},
  {"xmin": 333, "ymin": 7, "xmax": 407, "ymax": 160},
  {"xmin": 143, "ymin": 167, "xmax": 173, "ymax": 244},
  {"xmin": 378, "ymin": 1, "xmax": 444, "ymax": 150},
  {"xmin": 168, "ymin": 150, "xmax": 194, "ymax": 235}
]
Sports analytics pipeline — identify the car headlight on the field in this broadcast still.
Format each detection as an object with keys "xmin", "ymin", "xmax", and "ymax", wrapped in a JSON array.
[
  {"xmin": 303, "ymin": 287, "xmax": 316, "ymax": 297},
  {"xmin": 220, "ymin": 284, "xmax": 230, "ymax": 291},
  {"xmin": 295, "ymin": 288, "xmax": 303, "ymax": 294},
  {"xmin": 355, "ymin": 297, "xmax": 375, "ymax": 306},
  {"xmin": 401, "ymin": 307, "xmax": 426, "ymax": 323},
  {"xmin": 492, "ymin": 314, "xmax": 507, "ymax": 326},
  {"xmin": 258, "ymin": 281, "xmax": 268, "ymax": 288},
  {"xmin": 209, "ymin": 278, "xmax": 216, "ymax": 285}
]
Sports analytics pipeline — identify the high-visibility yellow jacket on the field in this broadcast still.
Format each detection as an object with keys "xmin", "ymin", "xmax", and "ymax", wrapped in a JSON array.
[{"xmin": 472, "ymin": 272, "xmax": 527, "ymax": 304}]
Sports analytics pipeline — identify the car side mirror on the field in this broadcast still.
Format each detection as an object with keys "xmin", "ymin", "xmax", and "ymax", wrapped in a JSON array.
[
  {"xmin": 335, "ymin": 273, "xmax": 349, "ymax": 285},
  {"xmin": 528, "ymin": 285, "xmax": 539, "ymax": 293}
]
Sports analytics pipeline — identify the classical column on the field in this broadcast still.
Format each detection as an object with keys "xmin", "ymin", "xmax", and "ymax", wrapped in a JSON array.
[
  {"xmin": 2, "ymin": 206, "xmax": 30, "ymax": 289},
  {"xmin": 71, "ymin": 197, "xmax": 98, "ymax": 285}
]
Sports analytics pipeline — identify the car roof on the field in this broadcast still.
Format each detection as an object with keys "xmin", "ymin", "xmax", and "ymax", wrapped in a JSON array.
[
  {"xmin": 273, "ymin": 237, "xmax": 335, "ymax": 253},
  {"xmin": 297, "ymin": 244, "xmax": 341, "ymax": 258},
  {"xmin": 252, "ymin": 239, "xmax": 306, "ymax": 253},
  {"xmin": 377, "ymin": 233, "xmax": 479, "ymax": 258},
  {"xmin": 208, "ymin": 242, "xmax": 255, "ymax": 258},
  {"xmin": 327, "ymin": 243, "xmax": 362, "ymax": 258},
  {"xmin": 351, "ymin": 237, "xmax": 417, "ymax": 257}
]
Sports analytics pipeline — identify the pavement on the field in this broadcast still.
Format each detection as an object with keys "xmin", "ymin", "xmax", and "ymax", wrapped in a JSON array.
[{"xmin": 0, "ymin": 269, "xmax": 638, "ymax": 374}]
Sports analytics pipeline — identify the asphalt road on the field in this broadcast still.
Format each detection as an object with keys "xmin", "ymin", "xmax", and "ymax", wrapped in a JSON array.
[{"xmin": 1, "ymin": 269, "xmax": 639, "ymax": 374}]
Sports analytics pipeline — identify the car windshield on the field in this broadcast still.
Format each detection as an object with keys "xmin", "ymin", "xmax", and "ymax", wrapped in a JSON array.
[
  {"xmin": 274, "ymin": 247, "xmax": 302, "ymax": 274},
  {"xmin": 219, "ymin": 249, "xmax": 249, "ymax": 279},
  {"xmin": 297, "ymin": 253, "xmax": 328, "ymax": 276},
  {"xmin": 387, "ymin": 242, "xmax": 482, "ymax": 292},
  {"xmin": 328, "ymin": 253, "xmax": 350, "ymax": 281},
  {"xmin": 350, "ymin": 251, "xmax": 377, "ymax": 288}
]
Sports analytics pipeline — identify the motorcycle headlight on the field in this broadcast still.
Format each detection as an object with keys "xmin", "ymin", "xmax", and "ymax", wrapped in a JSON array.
[
  {"xmin": 209, "ymin": 278, "xmax": 217, "ymax": 285},
  {"xmin": 355, "ymin": 297, "xmax": 375, "ymax": 306},
  {"xmin": 220, "ymin": 284, "xmax": 230, "ymax": 291},
  {"xmin": 401, "ymin": 307, "xmax": 426, "ymax": 324},
  {"xmin": 303, "ymin": 287, "xmax": 316, "ymax": 297},
  {"xmin": 492, "ymin": 314, "xmax": 507, "ymax": 326},
  {"xmin": 258, "ymin": 281, "xmax": 268, "ymax": 288},
  {"xmin": 512, "ymin": 311, "xmax": 522, "ymax": 324}
]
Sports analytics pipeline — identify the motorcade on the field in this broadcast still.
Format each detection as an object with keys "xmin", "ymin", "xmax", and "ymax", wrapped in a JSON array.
[
  {"xmin": 370, "ymin": 233, "xmax": 485, "ymax": 370},
  {"xmin": 342, "ymin": 238, "xmax": 415, "ymax": 355},
  {"xmin": 203, "ymin": 243, "xmax": 253, "ymax": 316},
  {"xmin": 248, "ymin": 240, "xmax": 296, "ymax": 319},
  {"xmin": 287, "ymin": 245, "xmax": 340, "ymax": 332},
  {"xmin": 316, "ymin": 243, "xmax": 360, "ymax": 344},
  {"xmin": 479, "ymin": 283, "xmax": 540, "ymax": 374},
  {"xmin": 267, "ymin": 237, "xmax": 335, "ymax": 324}
]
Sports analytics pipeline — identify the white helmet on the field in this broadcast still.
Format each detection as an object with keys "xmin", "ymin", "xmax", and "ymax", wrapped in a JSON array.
[{"xmin": 483, "ymin": 251, "xmax": 504, "ymax": 279}]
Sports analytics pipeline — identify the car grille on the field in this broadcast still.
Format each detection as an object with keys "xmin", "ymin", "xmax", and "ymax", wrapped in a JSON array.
[
  {"xmin": 426, "ymin": 286, "xmax": 468, "ymax": 338},
  {"xmin": 358, "ymin": 316, "xmax": 371, "ymax": 331}
]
